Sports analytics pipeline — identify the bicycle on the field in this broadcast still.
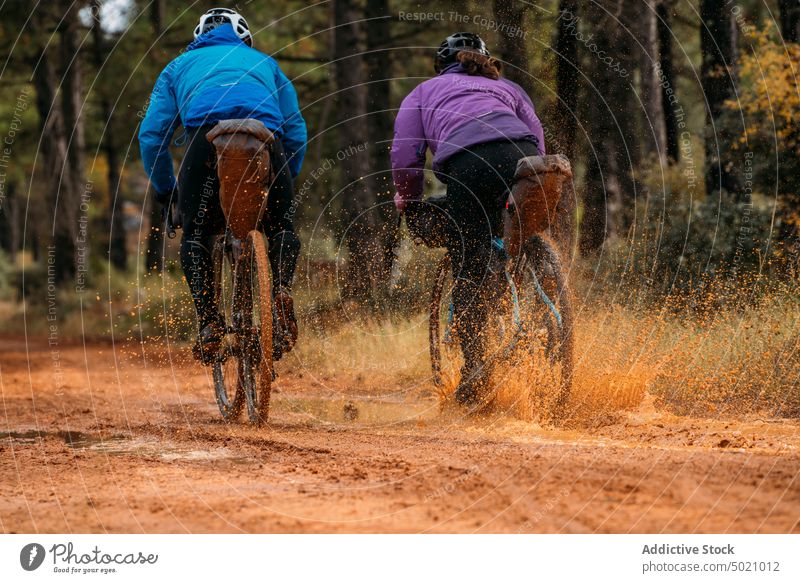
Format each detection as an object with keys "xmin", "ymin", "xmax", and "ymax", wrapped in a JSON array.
[
  {"xmin": 429, "ymin": 154, "xmax": 574, "ymax": 418},
  {"xmin": 169, "ymin": 119, "xmax": 275, "ymax": 425}
]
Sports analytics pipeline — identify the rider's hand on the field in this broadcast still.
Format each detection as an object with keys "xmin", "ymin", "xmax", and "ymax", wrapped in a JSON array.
[
  {"xmin": 154, "ymin": 189, "xmax": 169, "ymax": 206},
  {"xmin": 154, "ymin": 183, "xmax": 178, "ymax": 207},
  {"xmin": 156, "ymin": 184, "xmax": 180, "ymax": 237},
  {"xmin": 395, "ymin": 197, "xmax": 427, "ymax": 246},
  {"xmin": 393, "ymin": 192, "xmax": 408, "ymax": 215}
]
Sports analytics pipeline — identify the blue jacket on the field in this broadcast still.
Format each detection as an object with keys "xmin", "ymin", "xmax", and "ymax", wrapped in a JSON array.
[{"xmin": 138, "ymin": 24, "xmax": 307, "ymax": 196}]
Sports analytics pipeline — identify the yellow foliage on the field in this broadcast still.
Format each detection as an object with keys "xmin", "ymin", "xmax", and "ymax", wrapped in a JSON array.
[{"xmin": 726, "ymin": 24, "xmax": 800, "ymax": 154}]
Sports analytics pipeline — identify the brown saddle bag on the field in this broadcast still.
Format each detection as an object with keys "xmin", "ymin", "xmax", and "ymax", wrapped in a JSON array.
[
  {"xmin": 206, "ymin": 119, "xmax": 275, "ymax": 240},
  {"xmin": 504, "ymin": 154, "xmax": 573, "ymax": 257}
]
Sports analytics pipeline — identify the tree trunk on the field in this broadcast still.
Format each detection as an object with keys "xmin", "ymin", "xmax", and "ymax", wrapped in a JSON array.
[
  {"xmin": 638, "ymin": 0, "xmax": 667, "ymax": 165},
  {"xmin": 551, "ymin": 0, "xmax": 579, "ymax": 257},
  {"xmin": 779, "ymin": 0, "xmax": 800, "ymax": 42},
  {"xmin": 579, "ymin": 1, "xmax": 631, "ymax": 253},
  {"xmin": 492, "ymin": 0, "xmax": 535, "ymax": 97},
  {"xmin": 105, "ymin": 132, "xmax": 127, "ymax": 270},
  {"xmin": 60, "ymin": 1, "xmax": 87, "ymax": 284},
  {"xmin": 145, "ymin": 201, "xmax": 164, "ymax": 273},
  {"xmin": 553, "ymin": 0, "xmax": 579, "ymax": 160},
  {"xmin": 150, "ymin": 0, "xmax": 165, "ymax": 35},
  {"xmin": 581, "ymin": 87, "xmax": 622, "ymax": 255},
  {"xmin": 700, "ymin": 0, "xmax": 740, "ymax": 197},
  {"xmin": 0, "ymin": 181, "xmax": 20, "ymax": 262},
  {"xmin": 61, "ymin": 3, "xmax": 85, "ymax": 199},
  {"xmin": 613, "ymin": 3, "xmax": 641, "ymax": 231},
  {"xmin": 333, "ymin": 0, "xmax": 382, "ymax": 301},
  {"xmin": 145, "ymin": 0, "xmax": 165, "ymax": 271},
  {"xmin": 364, "ymin": 0, "xmax": 398, "ymax": 297},
  {"xmin": 32, "ymin": 8, "xmax": 78, "ymax": 285},
  {"xmin": 657, "ymin": 0, "xmax": 680, "ymax": 162},
  {"xmin": 92, "ymin": 1, "xmax": 127, "ymax": 271}
]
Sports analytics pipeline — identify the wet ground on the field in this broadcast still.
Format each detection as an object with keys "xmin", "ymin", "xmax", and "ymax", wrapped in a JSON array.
[{"xmin": 1, "ymin": 338, "xmax": 798, "ymax": 533}]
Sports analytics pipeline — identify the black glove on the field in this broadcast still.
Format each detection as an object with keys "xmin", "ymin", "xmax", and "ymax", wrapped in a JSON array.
[
  {"xmin": 154, "ymin": 184, "xmax": 178, "ymax": 206},
  {"xmin": 404, "ymin": 200, "xmax": 449, "ymax": 248}
]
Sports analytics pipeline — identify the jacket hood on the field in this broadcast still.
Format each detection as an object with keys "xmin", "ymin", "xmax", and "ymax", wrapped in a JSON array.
[
  {"xmin": 186, "ymin": 23, "xmax": 244, "ymax": 51},
  {"xmin": 438, "ymin": 63, "xmax": 467, "ymax": 76}
]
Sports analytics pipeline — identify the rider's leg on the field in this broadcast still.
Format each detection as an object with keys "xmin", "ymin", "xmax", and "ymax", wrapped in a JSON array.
[
  {"xmin": 177, "ymin": 126, "xmax": 224, "ymax": 353},
  {"xmin": 450, "ymin": 239, "xmax": 501, "ymax": 405},
  {"xmin": 264, "ymin": 141, "xmax": 300, "ymax": 356},
  {"xmin": 443, "ymin": 139, "xmax": 539, "ymax": 405},
  {"xmin": 264, "ymin": 141, "xmax": 300, "ymax": 288}
]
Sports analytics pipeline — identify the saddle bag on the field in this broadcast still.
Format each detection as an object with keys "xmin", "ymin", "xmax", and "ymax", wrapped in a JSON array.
[
  {"xmin": 206, "ymin": 119, "xmax": 275, "ymax": 240},
  {"xmin": 504, "ymin": 154, "xmax": 572, "ymax": 257}
]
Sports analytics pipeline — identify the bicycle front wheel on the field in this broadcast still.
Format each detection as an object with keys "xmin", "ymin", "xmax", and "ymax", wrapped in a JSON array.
[
  {"xmin": 429, "ymin": 254, "xmax": 463, "ymax": 391},
  {"xmin": 237, "ymin": 230, "xmax": 273, "ymax": 425},
  {"xmin": 211, "ymin": 236, "xmax": 245, "ymax": 421}
]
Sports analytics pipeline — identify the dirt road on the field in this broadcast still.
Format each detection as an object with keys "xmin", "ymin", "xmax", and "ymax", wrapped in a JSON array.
[{"xmin": 1, "ymin": 337, "xmax": 798, "ymax": 533}]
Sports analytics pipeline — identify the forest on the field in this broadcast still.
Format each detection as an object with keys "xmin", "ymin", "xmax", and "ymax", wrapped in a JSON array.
[{"xmin": 0, "ymin": 0, "xmax": 798, "ymax": 337}]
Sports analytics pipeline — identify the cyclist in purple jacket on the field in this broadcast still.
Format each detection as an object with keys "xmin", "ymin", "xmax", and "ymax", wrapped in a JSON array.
[{"xmin": 391, "ymin": 32, "xmax": 545, "ymax": 407}]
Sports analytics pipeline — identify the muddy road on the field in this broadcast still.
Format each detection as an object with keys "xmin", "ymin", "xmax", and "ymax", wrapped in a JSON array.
[{"xmin": 1, "ymin": 338, "xmax": 798, "ymax": 533}]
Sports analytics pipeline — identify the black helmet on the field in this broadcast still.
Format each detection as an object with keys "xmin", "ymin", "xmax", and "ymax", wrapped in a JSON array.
[{"xmin": 435, "ymin": 32, "xmax": 490, "ymax": 72}]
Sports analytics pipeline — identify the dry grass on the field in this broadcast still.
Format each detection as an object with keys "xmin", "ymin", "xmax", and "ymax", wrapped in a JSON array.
[
  {"xmin": 291, "ymin": 309, "xmax": 432, "ymax": 388},
  {"xmin": 508, "ymin": 295, "xmax": 800, "ymax": 421},
  {"xmin": 1, "ymin": 260, "xmax": 198, "ymax": 341},
  {"xmin": 293, "ymin": 288, "xmax": 800, "ymax": 422},
  {"xmin": 4, "ymin": 248, "xmax": 799, "ymax": 421},
  {"xmin": 648, "ymin": 295, "xmax": 800, "ymax": 417},
  {"xmin": 491, "ymin": 304, "xmax": 657, "ymax": 424}
]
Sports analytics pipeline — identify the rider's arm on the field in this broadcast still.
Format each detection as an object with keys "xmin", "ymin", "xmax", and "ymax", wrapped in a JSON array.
[
  {"xmin": 512, "ymin": 85, "xmax": 546, "ymax": 156},
  {"xmin": 274, "ymin": 66, "xmax": 307, "ymax": 179},
  {"xmin": 391, "ymin": 88, "xmax": 427, "ymax": 211},
  {"xmin": 138, "ymin": 67, "xmax": 181, "ymax": 200}
]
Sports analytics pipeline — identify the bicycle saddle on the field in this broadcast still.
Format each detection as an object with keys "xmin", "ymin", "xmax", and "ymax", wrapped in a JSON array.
[
  {"xmin": 206, "ymin": 118, "xmax": 275, "ymax": 144},
  {"xmin": 513, "ymin": 153, "xmax": 572, "ymax": 181}
]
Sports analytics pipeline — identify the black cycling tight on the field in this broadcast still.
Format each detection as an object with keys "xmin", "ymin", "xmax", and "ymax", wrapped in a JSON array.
[{"xmin": 406, "ymin": 138, "xmax": 539, "ymax": 374}]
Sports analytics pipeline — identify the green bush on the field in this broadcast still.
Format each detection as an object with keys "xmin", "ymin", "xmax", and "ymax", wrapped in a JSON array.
[
  {"xmin": 593, "ymin": 152, "xmax": 776, "ymax": 305},
  {"xmin": 0, "ymin": 250, "xmax": 11, "ymax": 300}
]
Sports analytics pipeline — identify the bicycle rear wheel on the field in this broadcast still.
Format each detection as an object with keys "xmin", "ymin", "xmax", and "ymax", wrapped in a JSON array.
[
  {"xmin": 238, "ymin": 230, "xmax": 273, "ymax": 425},
  {"xmin": 515, "ymin": 235, "xmax": 574, "ymax": 418},
  {"xmin": 429, "ymin": 254, "xmax": 463, "ymax": 390},
  {"xmin": 211, "ymin": 236, "xmax": 245, "ymax": 421}
]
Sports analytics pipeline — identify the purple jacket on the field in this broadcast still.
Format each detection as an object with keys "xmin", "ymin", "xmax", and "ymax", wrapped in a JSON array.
[{"xmin": 391, "ymin": 63, "xmax": 545, "ymax": 207}]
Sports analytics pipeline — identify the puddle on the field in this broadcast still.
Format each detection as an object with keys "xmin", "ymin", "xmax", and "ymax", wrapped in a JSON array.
[
  {"xmin": 0, "ymin": 430, "xmax": 48, "ymax": 444},
  {"xmin": 273, "ymin": 395, "xmax": 439, "ymax": 426},
  {"xmin": 1, "ymin": 429, "xmax": 251, "ymax": 464},
  {"xmin": 0, "ymin": 430, "xmax": 88, "ymax": 445},
  {"xmin": 67, "ymin": 434, "xmax": 251, "ymax": 464}
]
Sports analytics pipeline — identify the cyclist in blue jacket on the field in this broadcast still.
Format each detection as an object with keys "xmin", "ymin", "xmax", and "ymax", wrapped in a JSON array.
[{"xmin": 139, "ymin": 8, "xmax": 306, "ymax": 362}]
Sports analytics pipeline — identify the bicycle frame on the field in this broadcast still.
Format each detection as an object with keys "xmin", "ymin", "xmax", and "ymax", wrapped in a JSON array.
[{"xmin": 440, "ymin": 237, "xmax": 564, "ymax": 351}]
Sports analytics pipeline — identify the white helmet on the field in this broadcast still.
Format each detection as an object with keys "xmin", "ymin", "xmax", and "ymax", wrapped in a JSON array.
[{"xmin": 194, "ymin": 8, "xmax": 252, "ymax": 45}]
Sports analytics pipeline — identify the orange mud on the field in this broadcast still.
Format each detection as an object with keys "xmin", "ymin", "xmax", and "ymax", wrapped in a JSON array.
[{"xmin": 0, "ymin": 337, "xmax": 798, "ymax": 533}]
